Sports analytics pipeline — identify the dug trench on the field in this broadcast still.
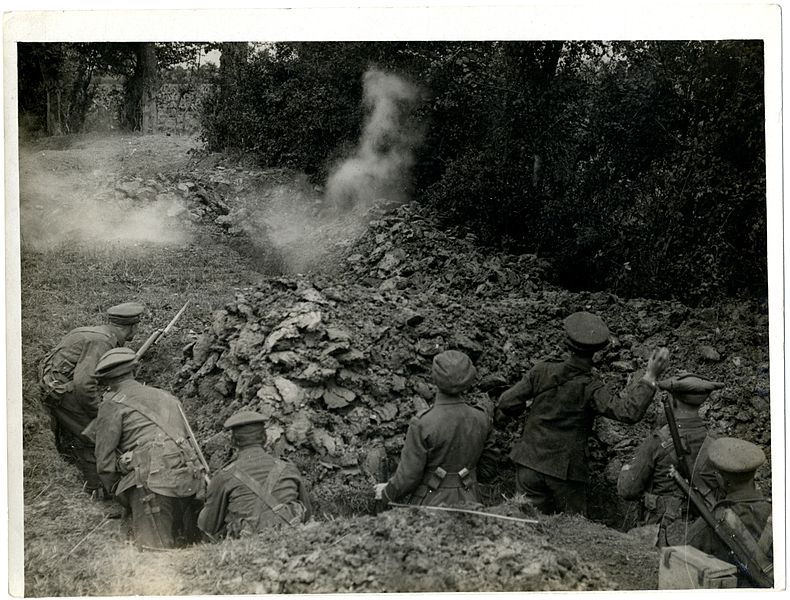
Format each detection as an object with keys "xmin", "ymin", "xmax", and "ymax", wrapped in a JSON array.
[{"xmin": 19, "ymin": 133, "xmax": 771, "ymax": 595}]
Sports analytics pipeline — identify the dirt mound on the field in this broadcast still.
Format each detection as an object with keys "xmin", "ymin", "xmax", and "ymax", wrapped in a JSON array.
[
  {"xmin": 179, "ymin": 503, "xmax": 660, "ymax": 593},
  {"xmin": 175, "ymin": 201, "xmax": 771, "ymax": 523}
]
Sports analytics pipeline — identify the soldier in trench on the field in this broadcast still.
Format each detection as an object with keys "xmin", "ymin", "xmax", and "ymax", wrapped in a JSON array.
[
  {"xmin": 197, "ymin": 410, "xmax": 312, "ymax": 538},
  {"xmin": 38, "ymin": 301, "xmax": 144, "ymax": 497},
  {"xmin": 686, "ymin": 437, "xmax": 773, "ymax": 587},
  {"xmin": 373, "ymin": 349, "xmax": 499, "ymax": 507},
  {"xmin": 93, "ymin": 348, "xmax": 204, "ymax": 549},
  {"xmin": 496, "ymin": 311, "xmax": 670, "ymax": 516},
  {"xmin": 617, "ymin": 373, "xmax": 722, "ymax": 546}
]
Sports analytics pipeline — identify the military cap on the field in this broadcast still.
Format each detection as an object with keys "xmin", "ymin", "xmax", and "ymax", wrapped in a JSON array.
[
  {"xmin": 94, "ymin": 347, "xmax": 138, "ymax": 379},
  {"xmin": 707, "ymin": 437, "xmax": 766, "ymax": 475},
  {"xmin": 658, "ymin": 372, "xmax": 724, "ymax": 405},
  {"xmin": 564, "ymin": 312, "xmax": 610, "ymax": 353},
  {"xmin": 224, "ymin": 410, "xmax": 268, "ymax": 429},
  {"xmin": 432, "ymin": 350, "xmax": 477, "ymax": 395},
  {"xmin": 107, "ymin": 302, "xmax": 145, "ymax": 325}
]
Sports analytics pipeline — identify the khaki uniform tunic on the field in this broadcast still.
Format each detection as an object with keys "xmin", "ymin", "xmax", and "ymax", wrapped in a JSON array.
[
  {"xmin": 383, "ymin": 392, "xmax": 498, "ymax": 506},
  {"xmin": 618, "ymin": 415, "xmax": 718, "ymax": 544},
  {"xmin": 499, "ymin": 355, "xmax": 656, "ymax": 482},
  {"xmin": 686, "ymin": 488, "xmax": 772, "ymax": 587},
  {"xmin": 40, "ymin": 325, "xmax": 123, "ymax": 436},
  {"xmin": 198, "ymin": 445, "xmax": 312, "ymax": 537}
]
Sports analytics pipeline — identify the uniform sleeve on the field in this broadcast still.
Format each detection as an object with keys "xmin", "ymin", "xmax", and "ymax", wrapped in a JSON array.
[
  {"xmin": 383, "ymin": 418, "xmax": 428, "ymax": 502},
  {"xmin": 296, "ymin": 474, "xmax": 313, "ymax": 521},
  {"xmin": 590, "ymin": 378, "xmax": 655, "ymax": 424},
  {"xmin": 497, "ymin": 369, "xmax": 536, "ymax": 418},
  {"xmin": 197, "ymin": 472, "xmax": 232, "ymax": 536},
  {"xmin": 72, "ymin": 339, "xmax": 113, "ymax": 416},
  {"xmin": 94, "ymin": 402, "xmax": 125, "ymax": 493},
  {"xmin": 476, "ymin": 422, "xmax": 501, "ymax": 483},
  {"xmin": 617, "ymin": 435, "xmax": 659, "ymax": 500}
]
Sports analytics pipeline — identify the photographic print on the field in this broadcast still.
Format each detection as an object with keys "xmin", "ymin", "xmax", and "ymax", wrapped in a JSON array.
[{"xmin": 5, "ymin": 5, "xmax": 783, "ymax": 596}]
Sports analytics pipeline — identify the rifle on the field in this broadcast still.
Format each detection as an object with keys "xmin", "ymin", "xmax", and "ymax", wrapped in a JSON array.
[
  {"xmin": 135, "ymin": 300, "xmax": 190, "ymax": 360},
  {"xmin": 81, "ymin": 301, "xmax": 190, "ymax": 444},
  {"xmin": 671, "ymin": 467, "xmax": 773, "ymax": 588},
  {"xmin": 177, "ymin": 401, "xmax": 211, "ymax": 485},
  {"xmin": 662, "ymin": 394, "xmax": 695, "ymax": 482}
]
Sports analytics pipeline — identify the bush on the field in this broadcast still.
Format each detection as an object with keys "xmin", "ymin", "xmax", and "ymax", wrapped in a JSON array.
[{"xmin": 199, "ymin": 41, "xmax": 767, "ymax": 305}]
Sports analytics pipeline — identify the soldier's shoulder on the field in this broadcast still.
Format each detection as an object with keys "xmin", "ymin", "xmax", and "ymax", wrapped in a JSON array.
[
  {"xmin": 72, "ymin": 326, "xmax": 113, "ymax": 339},
  {"xmin": 414, "ymin": 406, "xmax": 434, "ymax": 419}
]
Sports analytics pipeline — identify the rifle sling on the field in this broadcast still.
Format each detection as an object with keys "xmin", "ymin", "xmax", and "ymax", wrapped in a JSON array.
[{"xmin": 230, "ymin": 461, "xmax": 294, "ymax": 527}]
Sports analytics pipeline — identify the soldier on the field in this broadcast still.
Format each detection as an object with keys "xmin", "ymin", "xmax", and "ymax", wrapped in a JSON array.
[
  {"xmin": 617, "ymin": 373, "xmax": 722, "ymax": 546},
  {"xmin": 686, "ymin": 437, "xmax": 773, "ymax": 587},
  {"xmin": 38, "ymin": 302, "xmax": 144, "ymax": 496},
  {"xmin": 496, "ymin": 311, "xmax": 670, "ymax": 516},
  {"xmin": 197, "ymin": 410, "xmax": 312, "ymax": 538},
  {"xmin": 93, "ymin": 348, "xmax": 204, "ymax": 550},
  {"xmin": 374, "ymin": 350, "xmax": 498, "ymax": 507}
]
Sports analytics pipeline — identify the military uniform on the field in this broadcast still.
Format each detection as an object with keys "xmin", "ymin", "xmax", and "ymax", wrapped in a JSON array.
[
  {"xmin": 198, "ymin": 411, "xmax": 312, "ymax": 538},
  {"xmin": 498, "ymin": 312, "xmax": 668, "ymax": 515},
  {"xmin": 381, "ymin": 350, "xmax": 498, "ymax": 507},
  {"xmin": 618, "ymin": 374, "xmax": 722, "ymax": 545},
  {"xmin": 93, "ymin": 349, "xmax": 203, "ymax": 549},
  {"xmin": 686, "ymin": 437, "xmax": 773, "ymax": 587},
  {"xmin": 38, "ymin": 302, "xmax": 143, "ymax": 492}
]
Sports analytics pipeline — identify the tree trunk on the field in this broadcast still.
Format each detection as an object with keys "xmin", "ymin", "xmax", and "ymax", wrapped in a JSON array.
[
  {"xmin": 218, "ymin": 43, "xmax": 249, "ymax": 101},
  {"xmin": 123, "ymin": 42, "xmax": 160, "ymax": 132}
]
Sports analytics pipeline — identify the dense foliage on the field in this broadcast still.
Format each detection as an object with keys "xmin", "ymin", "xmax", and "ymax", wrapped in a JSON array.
[{"xmin": 199, "ymin": 41, "xmax": 766, "ymax": 304}]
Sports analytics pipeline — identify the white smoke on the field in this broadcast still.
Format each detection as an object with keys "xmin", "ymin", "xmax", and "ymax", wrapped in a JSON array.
[
  {"xmin": 324, "ymin": 69, "xmax": 423, "ymax": 211},
  {"xmin": 254, "ymin": 68, "xmax": 423, "ymax": 273},
  {"xmin": 20, "ymin": 148, "xmax": 191, "ymax": 251}
]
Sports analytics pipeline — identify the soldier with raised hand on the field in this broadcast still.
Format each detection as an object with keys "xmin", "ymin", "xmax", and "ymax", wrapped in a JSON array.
[
  {"xmin": 685, "ymin": 437, "xmax": 773, "ymax": 587},
  {"xmin": 618, "ymin": 373, "xmax": 723, "ymax": 546},
  {"xmin": 496, "ymin": 311, "xmax": 670, "ymax": 516},
  {"xmin": 38, "ymin": 302, "xmax": 144, "ymax": 496},
  {"xmin": 93, "ymin": 347, "xmax": 204, "ymax": 550},
  {"xmin": 197, "ymin": 411, "xmax": 312, "ymax": 538},
  {"xmin": 374, "ymin": 349, "xmax": 498, "ymax": 507}
]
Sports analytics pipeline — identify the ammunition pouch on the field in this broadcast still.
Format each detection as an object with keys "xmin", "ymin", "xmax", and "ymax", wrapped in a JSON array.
[
  {"xmin": 39, "ymin": 351, "xmax": 75, "ymax": 403},
  {"xmin": 425, "ymin": 467, "xmax": 447, "ymax": 491},
  {"xmin": 422, "ymin": 467, "xmax": 477, "ymax": 491},
  {"xmin": 116, "ymin": 439, "xmax": 201, "ymax": 498}
]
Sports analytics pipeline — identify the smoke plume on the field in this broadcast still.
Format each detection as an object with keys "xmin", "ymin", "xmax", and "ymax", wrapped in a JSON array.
[
  {"xmin": 324, "ymin": 69, "xmax": 423, "ymax": 211},
  {"xmin": 251, "ymin": 68, "xmax": 423, "ymax": 273}
]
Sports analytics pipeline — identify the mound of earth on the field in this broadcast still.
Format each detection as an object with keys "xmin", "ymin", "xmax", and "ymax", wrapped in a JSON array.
[
  {"xmin": 179, "ymin": 503, "xmax": 658, "ymax": 593},
  {"xmin": 175, "ymin": 200, "xmax": 771, "ymax": 523}
]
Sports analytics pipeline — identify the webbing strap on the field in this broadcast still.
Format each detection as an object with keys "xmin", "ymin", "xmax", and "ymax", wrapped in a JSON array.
[{"xmin": 231, "ymin": 464, "xmax": 294, "ymax": 527}]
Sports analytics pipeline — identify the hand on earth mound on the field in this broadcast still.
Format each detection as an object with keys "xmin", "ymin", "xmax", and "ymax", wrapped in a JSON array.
[{"xmin": 644, "ymin": 347, "xmax": 670, "ymax": 384}]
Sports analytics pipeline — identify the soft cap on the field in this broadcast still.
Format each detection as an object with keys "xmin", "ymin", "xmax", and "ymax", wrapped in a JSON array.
[
  {"xmin": 107, "ymin": 302, "xmax": 145, "ymax": 325},
  {"xmin": 708, "ymin": 437, "xmax": 766, "ymax": 474},
  {"xmin": 432, "ymin": 350, "xmax": 476, "ymax": 395},
  {"xmin": 94, "ymin": 347, "xmax": 138, "ymax": 379},
  {"xmin": 564, "ymin": 312, "xmax": 610, "ymax": 353},
  {"xmin": 224, "ymin": 410, "xmax": 268, "ymax": 429},
  {"xmin": 658, "ymin": 372, "xmax": 724, "ymax": 405}
]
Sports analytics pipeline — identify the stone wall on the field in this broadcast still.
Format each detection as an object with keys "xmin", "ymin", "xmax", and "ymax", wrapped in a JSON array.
[{"xmin": 84, "ymin": 81, "xmax": 212, "ymax": 134}]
